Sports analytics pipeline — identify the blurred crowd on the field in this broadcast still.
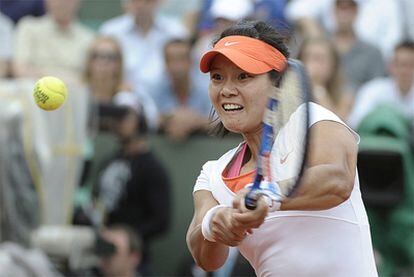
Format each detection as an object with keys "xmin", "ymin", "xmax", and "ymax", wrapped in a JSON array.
[{"xmin": 0, "ymin": 0, "xmax": 413, "ymax": 276}]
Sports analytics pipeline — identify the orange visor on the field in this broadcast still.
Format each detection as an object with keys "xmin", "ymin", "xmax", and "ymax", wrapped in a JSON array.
[{"xmin": 200, "ymin": 35, "xmax": 287, "ymax": 74}]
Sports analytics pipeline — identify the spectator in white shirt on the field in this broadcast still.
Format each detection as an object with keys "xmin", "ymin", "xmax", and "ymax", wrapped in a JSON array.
[
  {"xmin": 0, "ymin": 12, "xmax": 13, "ymax": 78},
  {"xmin": 99, "ymin": 0, "xmax": 188, "ymax": 98},
  {"xmin": 12, "ymin": 0, "xmax": 94, "ymax": 84},
  {"xmin": 331, "ymin": 0, "xmax": 385, "ymax": 91},
  {"xmin": 348, "ymin": 41, "xmax": 414, "ymax": 129},
  {"xmin": 286, "ymin": 0, "xmax": 404, "ymax": 60}
]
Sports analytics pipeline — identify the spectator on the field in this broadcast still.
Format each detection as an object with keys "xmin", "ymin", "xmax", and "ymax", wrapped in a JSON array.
[
  {"xmin": 192, "ymin": 0, "xmax": 254, "ymax": 62},
  {"xmin": 348, "ymin": 41, "xmax": 414, "ymax": 129},
  {"xmin": 100, "ymin": 0, "xmax": 188, "ymax": 98},
  {"xmin": 400, "ymin": 0, "xmax": 414, "ymax": 41},
  {"xmin": 286, "ymin": 0, "xmax": 404, "ymax": 59},
  {"xmin": 84, "ymin": 36, "xmax": 128, "ymax": 104},
  {"xmin": 298, "ymin": 37, "xmax": 353, "ymax": 120},
  {"xmin": 195, "ymin": 0, "xmax": 289, "ymax": 37},
  {"xmin": 0, "ymin": 0, "xmax": 45, "ymax": 24},
  {"xmin": 252, "ymin": 0, "xmax": 290, "ymax": 34},
  {"xmin": 0, "ymin": 12, "xmax": 13, "ymax": 78},
  {"xmin": 83, "ymin": 36, "xmax": 158, "ymax": 129},
  {"xmin": 331, "ymin": 0, "xmax": 385, "ymax": 91},
  {"xmin": 88, "ymin": 106, "xmax": 171, "ymax": 275},
  {"xmin": 13, "ymin": 0, "xmax": 94, "ymax": 84},
  {"xmin": 153, "ymin": 39, "xmax": 211, "ymax": 141},
  {"xmin": 99, "ymin": 225, "xmax": 142, "ymax": 277},
  {"xmin": 191, "ymin": 0, "xmax": 254, "ymax": 106}
]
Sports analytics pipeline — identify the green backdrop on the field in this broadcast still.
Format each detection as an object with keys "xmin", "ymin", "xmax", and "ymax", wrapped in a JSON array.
[{"xmin": 149, "ymin": 134, "xmax": 241, "ymax": 275}]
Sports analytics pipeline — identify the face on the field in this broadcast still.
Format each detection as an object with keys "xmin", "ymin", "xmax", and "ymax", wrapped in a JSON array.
[
  {"xmin": 334, "ymin": 0, "xmax": 357, "ymax": 31},
  {"xmin": 101, "ymin": 229, "xmax": 138, "ymax": 277},
  {"xmin": 89, "ymin": 39, "xmax": 121, "ymax": 78},
  {"xmin": 128, "ymin": 0, "xmax": 159, "ymax": 19},
  {"xmin": 46, "ymin": 0, "xmax": 82, "ymax": 25},
  {"xmin": 165, "ymin": 42, "xmax": 192, "ymax": 80},
  {"xmin": 208, "ymin": 55, "xmax": 274, "ymax": 135},
  {"xmin": 390, "ymin": 48, "xmax": 414, "ymax": 91},
  {"xmin": 301, "ymin": 41, "xmax": 334, "ymax": 86},
  {"xmin": 117, "ymin": 110, "xmax": 139, "ymax": 141}
]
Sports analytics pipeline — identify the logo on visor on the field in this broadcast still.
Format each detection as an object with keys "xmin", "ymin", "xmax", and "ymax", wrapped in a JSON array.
[{"xmin": 224, "ymin": 42, "xmax": 239, "ymax": 47}]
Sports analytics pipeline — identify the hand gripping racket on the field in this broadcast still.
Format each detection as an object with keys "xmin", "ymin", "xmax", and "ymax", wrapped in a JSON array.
[{"xmin": 245, "ymin": 59, "xmax": 312, "ymax": 210}]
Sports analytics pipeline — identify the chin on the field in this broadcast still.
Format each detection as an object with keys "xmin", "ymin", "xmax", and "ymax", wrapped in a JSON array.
[{"xmin": 223, "ymin": 124, "xmax": 243, "ymax": 134}]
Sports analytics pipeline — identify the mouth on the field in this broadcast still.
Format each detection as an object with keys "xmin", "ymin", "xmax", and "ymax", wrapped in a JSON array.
[{"xmin": 222, "ymin": 103, "xmax": 244, "ymax": 112}]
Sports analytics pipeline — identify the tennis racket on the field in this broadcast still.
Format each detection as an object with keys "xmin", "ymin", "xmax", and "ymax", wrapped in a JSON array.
[{"xmin": 244, "ymin": 59, "xmax": 311, "ymax": 210}]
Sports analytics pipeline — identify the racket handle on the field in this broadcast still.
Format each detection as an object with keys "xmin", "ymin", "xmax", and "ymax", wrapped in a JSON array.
[{"xmin": 245, "ymin": 189, "xmax": 259, "ymax": 210}]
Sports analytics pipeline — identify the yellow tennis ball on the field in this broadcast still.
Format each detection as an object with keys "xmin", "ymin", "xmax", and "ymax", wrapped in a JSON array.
[{"xmin": 33, "ymin": 76, "xmax": 68, "ymax": 111}]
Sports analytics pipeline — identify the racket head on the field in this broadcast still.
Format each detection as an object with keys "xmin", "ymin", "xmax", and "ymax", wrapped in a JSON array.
[{"xmin": 245, "ymin": 59, "xmax": 312, "ymax": 209}]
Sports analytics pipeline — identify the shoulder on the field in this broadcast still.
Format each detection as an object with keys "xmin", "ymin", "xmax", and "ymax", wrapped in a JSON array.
[
  {"xmin": 138, "ymin": 151, "xmax": 166, "ymax": 168},
  {"xmin": 309, "ymin": 103, "xmax": 360, "ymax": 143},
  {"xmin": 309, "ymin": 102, "xmax": 342, "ymax": 125},
  {"xmin": 100, "ymin": 14, "xmax": 132, "ymax": 35},
  {"xmin": 357, "ymin": 77, "xmax": 393, "ymax": 98},
  {"xmin": 155, "ymin": 15, "xmax": 188, "ymax": 38},
  {"xmin": 16, "ymin": 15, "xmax": 42, "ymax": 30},
  {"xmin": 0, "ymin": 14, "xmax": 13, "ymax": 31},
  {"xmin": 73, "ymin": 22, "xmax": 95, "ymax": 39}
]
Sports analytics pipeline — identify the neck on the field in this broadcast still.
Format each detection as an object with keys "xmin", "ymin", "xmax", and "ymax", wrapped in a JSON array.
[
  {"xmin": 115, "ymin": 269, "xmax": 135, "ymax": 277},
  {"xmin": 398, "ymin": 82, "xmax": 412, "ymax": 96},
  {"xmin": 243, "ymin": 130, "xmax": 262, "ymax": 163},
  {"xmin": 90, "ymin": 77, "xmax": 117, "ymax": 102},
  {"xmin": 336, "ymin": 27, "xmax": 354, "ymax": 37},
  {"xmin": 334, "ymin": 29, "xmax": 355, "ymax": 54},
  {"xmin": 135, "ymin": 15, "xmax": 154, "ymax": 35},
  {"xmin": 52, "ymin": 16, "xmax": 72, "ymax": 30},
  {"xmin": 123, "ymin": 137, "xmax": 148, "ymax": 155},
  {"xmin": 172, "ymin": 77, "xmax": 190, "ymax": 104}
]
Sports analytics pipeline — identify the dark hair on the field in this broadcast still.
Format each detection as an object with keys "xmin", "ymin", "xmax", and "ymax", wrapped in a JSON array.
[
  {"xmin": 209, "ymin": 20, "xmax": 290, "ymax": 137},
  {"xmin": 394, "ymin": 40, "xmax": 414, "ymax": 52},
  {"xmin": 163, "ymin": 38, "xmax": 192, "ymax": 59}
]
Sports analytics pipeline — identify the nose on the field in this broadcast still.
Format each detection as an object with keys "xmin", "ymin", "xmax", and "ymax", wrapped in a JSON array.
[{"xmin": 221, "ymin": 81, "xmax": 239, "ymax": 97}]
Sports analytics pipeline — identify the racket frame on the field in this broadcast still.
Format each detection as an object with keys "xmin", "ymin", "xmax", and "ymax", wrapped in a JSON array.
[{"xmin": 245, "ymin": 59, "xmax": 312, "ymax": 210}]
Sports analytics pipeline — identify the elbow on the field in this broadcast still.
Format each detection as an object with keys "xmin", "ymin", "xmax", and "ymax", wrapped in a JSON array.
[
  {"xmin": 331, "ymin": 172, "xmax": 354, "ymax": 204},
  {"xmin": 194, "ymin": 258, "xmax": 223, "ymax": 272},
  {"xmin": 186, "ymin": 237, "xmax": 225, "ymax": 272}
]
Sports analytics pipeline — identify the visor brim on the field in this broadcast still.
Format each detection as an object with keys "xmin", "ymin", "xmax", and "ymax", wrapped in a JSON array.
[{"xmin": 200, "ymin": 48, "xmax": 273, "ymax": 74}]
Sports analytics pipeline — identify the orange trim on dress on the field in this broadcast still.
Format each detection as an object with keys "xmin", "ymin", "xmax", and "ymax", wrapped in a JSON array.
[{"xmin": 222, "ymin": 169, "xmax": 256, "ymax": 194}]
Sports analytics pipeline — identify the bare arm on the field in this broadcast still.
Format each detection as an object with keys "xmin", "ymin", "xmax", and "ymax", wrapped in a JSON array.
[
  {"xmin": 281, "ymin": 120, "xmax": 358, "ymax": 210},
  {"xmin": 186, "ymin": 190, "xmax": 229, "ymax": 272},
  {"xmin": 186, "ymin": 189, "xmax": 268, "ymax": 271}
]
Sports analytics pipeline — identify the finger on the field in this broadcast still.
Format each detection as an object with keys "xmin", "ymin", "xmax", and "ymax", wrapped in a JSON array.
[
  {"xmin": 232, "ymin": 207, "xmax": 269, "ymax": 229},
  {"xmin": 211, "ymin": 211, "xmax": 247, "ymax": 242},
  {"xmin": 212, "ymin": 226, "xmax": 245, "ymax": 246},
  {"xmin": 233, "ymin": 204, "xmax": 268, "ymax": 224},
  {"xmin": 232, "ymin": 188, "xmax": 250, "ymax": 210}
]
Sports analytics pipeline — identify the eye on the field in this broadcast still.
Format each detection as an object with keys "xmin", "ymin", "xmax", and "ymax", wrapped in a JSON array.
[
  {"xmin": 210, "ymin": 73, "xmax": 223, "ymax": 81},
  {"xmin": 238, "ymin": 72, "xmax": 252, "ymax": 80}
]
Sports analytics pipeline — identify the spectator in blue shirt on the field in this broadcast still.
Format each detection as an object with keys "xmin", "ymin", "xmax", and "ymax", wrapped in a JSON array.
[
  {"xmin": 152, "ymin": 38, "xmax": 211, "ymax": 141},
  {"xmin": 0, "ymin": 0, "xmax": 45, "ymax": 24}
]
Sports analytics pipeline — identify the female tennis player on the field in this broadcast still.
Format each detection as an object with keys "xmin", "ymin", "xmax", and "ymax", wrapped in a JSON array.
[{"xmin": 186, "ymin": 20, "xmax": 378, "ymax": 276}]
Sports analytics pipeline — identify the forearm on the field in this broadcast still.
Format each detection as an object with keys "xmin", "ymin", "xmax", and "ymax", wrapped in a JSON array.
[
  {"xmin": 281, "ymin": 164, "xmax": 353, "ymax": 211},
  {"xmin": 186, "ymin": 223, "xmax": 229, "ymax": 272}
]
